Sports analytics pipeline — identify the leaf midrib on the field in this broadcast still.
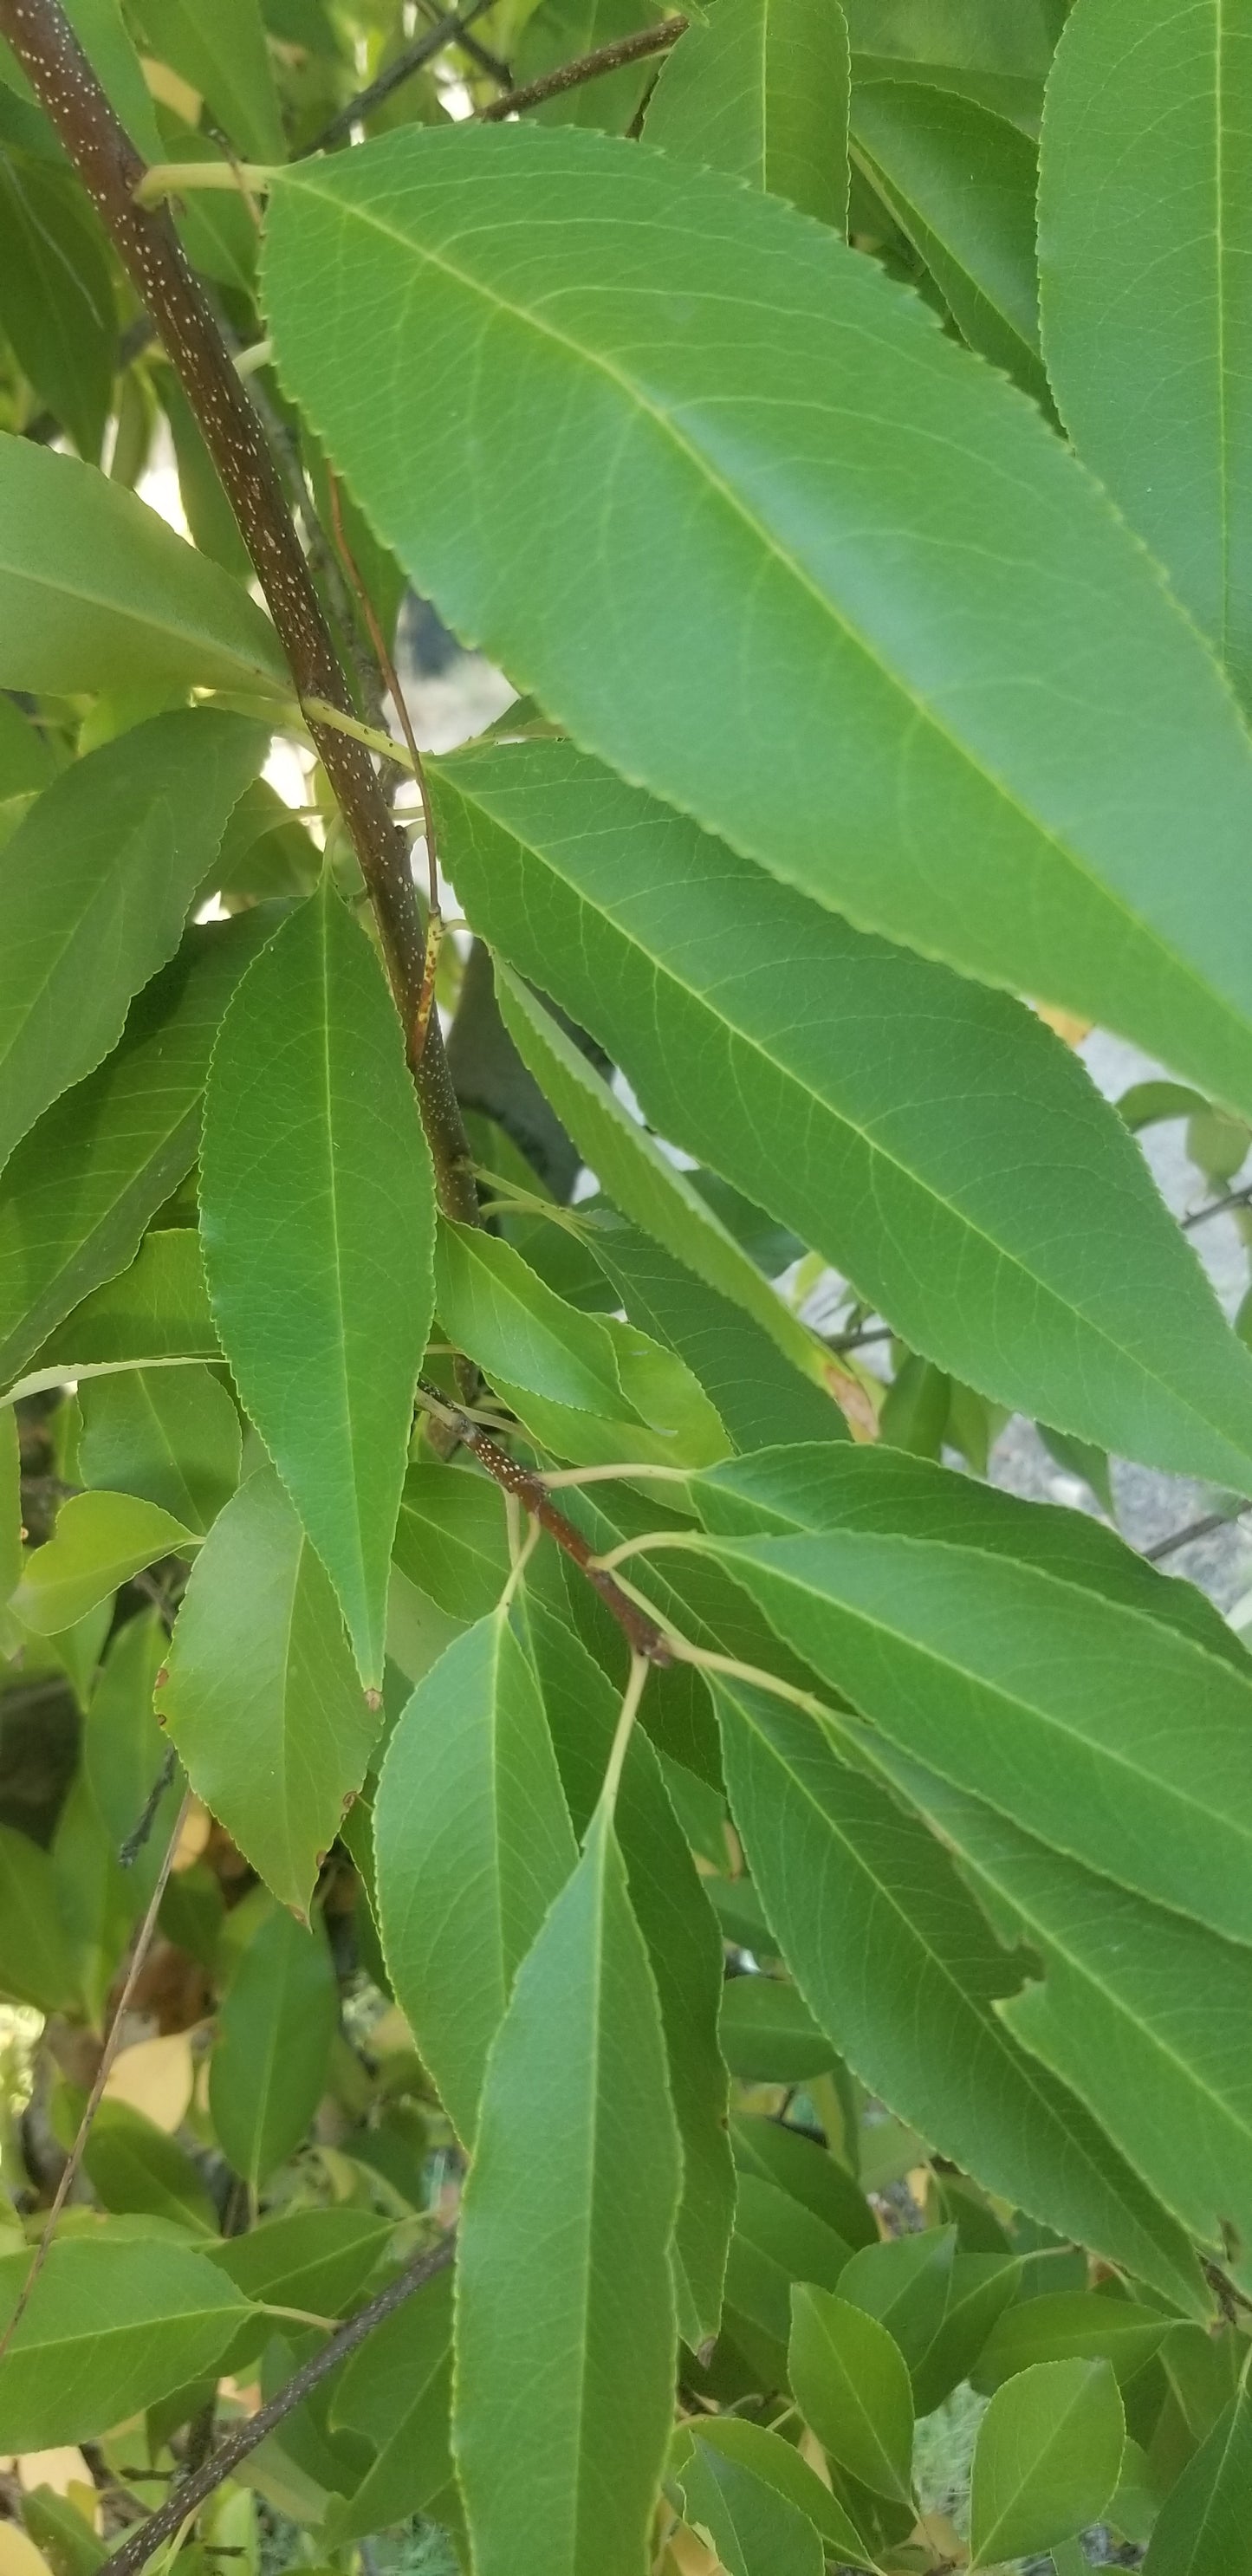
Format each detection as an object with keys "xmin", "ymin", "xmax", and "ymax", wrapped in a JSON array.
[
  {"xmin": 724, "ymin": 1535, "xmax": 1252, "ymax": 1904},
  {"xmin": 451, "ymin": 767, "xmax": 1252, "ymax": 1470},
  {"xmin": 284, "ymin": 160, "xmax": 1218, "ymax": 1024},
  {"xmin": 724, "ymin": 1684, "xmax": 1185, "ymax": 2281}
]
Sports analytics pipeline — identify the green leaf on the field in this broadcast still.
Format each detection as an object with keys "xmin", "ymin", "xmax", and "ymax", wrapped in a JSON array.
[
  {"xmin": 493, "ymin": 966, "xmax": 836, "ymax": 1405},
  {"xmin": 704, "ymin": 1528, "xmax": 1252, "ymax": 1945},
  {"xmin": 713, "ymin": 1680, "xmax": 1209, "ymax": 2317},
  {"xmin": 263, "ymin": 127, "xmax": 1252, "ymax": 1119},
  {"xmin": 719, "ymin": 1973, "xmax": 834, "ymax": 2081},
  {"xmin": 645, "ymin": 0, "xmax": 850, "ymax": 228},
  {"xmin": 513, "ymin": 0, "xmax": 669, "ymax": 129},
  {"xmin": 850, "ymin": 78, "xmax": 1045, "ymax": 398},
  {"xmin": 202, "ymin": 878, "xmax": 436, "ymax": 1686},
  {"xmin": 374, "ymin": 1609, "xmax": 578, "ymax": 2145},
  {"xmin": 208, "ymin": 2207, "xmax": 392, "ymax": 2323},
  {"xmin": 671, "ymin": 2431, "xmax": 823, "ymax": 2576},
  {"xmin": 968, "ymin": 2357, "xmax": 1125, "ymax": 2566},
  {"xmin": 0, "ymin": 2235, "xmax": 250, "ymax": 2448},
  {"xmin": 79, "ymin": 1364, "xmax": 240, "ymax": 1533},
  {"xmin": 434, "ymin": 1219, "xmax": 729, "ymax": 1469},
  {"xmin": 730, "ymin": 2114, "xmax": 878, "ymax": 2250},
  {"xmin": 861, "ymin": 1743, "xmax": 1252, "ymax": 2292},
  {"xmin": 726, "ymin": 2171, "xmax": 851, "ymax": 2348},
  {"xmin": 976, "ymin": 2292, "xmax": 1170, "ymax": 2392},
  {"xmin": 0, "ymin": 150, "xmax": 115, "ymax": 458},
  {"xmin": 911, "ymin": 2252, "xmax": 1022, "ymax": 2418},
  {"xmin": 839, "ymin": 2226, "xmax": 956, "ymax": 2377},
  {"xmin": 51, "ymin": 1764, "xmax": 137, "ymax": 2025},
  {"xmin": 0, "ymin": 435, "xmax": 287, "ymax": 696},
  {"xmin": 325, "ymin": 2264, "xmax": 454, "ymax": 2543},
  {"xmin": 12, "ymin": 1229, "xmax": 219, "ymax": 1406},
  {"xmin": 0, "ymin": 710, "xmax": 266, "ymax": 1181},
  {"xmin": 14, "ymin": 1489, "xmax": 193, "ymax": 1634},
  {"xmin": 133, "ymin": 0, "xmax": 283, "ymax": 161},
  {"xmin": 588, "ymin": 1215, "xmax": 847, "ymax": 1456},
  {"xmin": 0, "ymin": 1823, "xmax": 76, "ymax": 2014},
  {"xmin": 81, "ymin": 2101, "xmax": 217, "ymax": 2234},
  {"xmin": 82, "ymin": 1609, "xmax": 183, "ymax": 1904},
  {"xmin": 1039, "ymin": 0, "xmax": 1252, "ymax": 700},
  {"xmin": 392, "ymin": 1463, "xmax": 509, "ymax": 1621},
  {"xmin": 209, "ymin": 1904, "xmax": 338, "ymax": 2190},
  {"xmin": 842, "ymin": 0, "xmax": 1060, "ymax": 79},
  {"xmin": 431, "ymin": 741, "xmax": 1252, "ymax": 1494},
  {"xmin": 789, "ymin": 2283, "xmax": 914, "ymax": 2504},
  {"xmin": 676, "ymin": 2419, "xmax": 876, "ymax": 2572},
  {"xmin": 518, "ymin": 1593, "xmax": 734, "ymax": 2352},
  {"xmin": 1142, "ymin": 2378, "xmax": 1252, "ymax": 2573},
  {"xmin": 0, "ymin": 1404, "xmax": 19, "ymax": 1655},
  {"xmin": 0, "ymin": 912, "xmax": 279, "ymax": 1392},
  {"xmin": 454, "ymin": 1800, "xmax": 681, "ymax": 2576},
  {"xmin": 695, "ymin": 1439, "xmax": 1243, "ymax": 1670},
  {"xmin": 159, "ymin": 1466, "xmax": 380, "ymax": 1916}
]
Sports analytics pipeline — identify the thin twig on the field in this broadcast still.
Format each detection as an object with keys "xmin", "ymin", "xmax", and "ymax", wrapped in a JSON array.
[
  {"xmin": 302, "ymin": 0, "xmax": 501, "ymax": 155},
  {"xmin": 477, "ymin": 14, "xmax": 685, "ymax": 120},
  {"xmin": 0, "ymin": 1790, "xmax": 192, "ymax": 2368},
  {"xmin": 414, "ymin": 1379, "xmax": 675, "ymax": 1663},
  {"xmin": 101, "ymin": 2235, "xmax": 456, "ymax": 2576},
  {"xmin": 1144, "ymin": 1498, "xmax": 1252, "ymax": 1562},
  {"xmin": 1183, "ymin": 1183, "xmax": 1252, "ymax": 1230},
  {"xmin": 0, "ymin": 0, "xmax": 479, "ymax": 1230}
]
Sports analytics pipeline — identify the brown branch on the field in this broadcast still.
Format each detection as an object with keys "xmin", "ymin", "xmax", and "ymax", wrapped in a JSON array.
[
  {"xmin": 477, "ymin": 14, "xmax": 685, "ymax": 120},
  {"xmin": 302, "ymin": 0, "xmax": 502, "ymax": 155},
  {"xmin": 0, "ymin": 1791, "xmax": 192, "ymax": 2371},
  {"xmin": 0, "ymin": 0, "xmax": 478, "ymax": 1230},
  {"xmin": 416, "ymin": 1379, "xmax": 675, "ymax": 1663},
  {"xmin": 102, "ymin": 2235, "xmax": 456, "ymax": 2576}
]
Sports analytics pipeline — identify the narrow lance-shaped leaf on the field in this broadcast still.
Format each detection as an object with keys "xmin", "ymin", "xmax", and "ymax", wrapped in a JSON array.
[
  {"xmin": 705, "ymin": 1527, "xmax": 1252, "ymax": 1946},
  {"xmin": 494, "ymin": 965, "xmax": 837, "ymax": 1402},
  {"xmin": 202, "ymin": 878, "xmax": 437, "ymax": 1686},
  {"xmin": 0, "ymin": 910, "xmax": 280, "ymax": 1393},
  {"xmin": 0, "ymin": 151, "xmax": 115, "ymax": 460},
  {"xmin": 373, "ymin": 1609, "xmax": 578, "ymax": 2145},
  {"xmin": 850, "ymin": 77, "xmax": 1046, "ymax": 400},
  {"xmin": 209, "ymin": 1905, "xmax": 339, "ymax": 2191},
  {"xmin": 788, "ymin": 2284, "xmax": 915, "ymax": 2506},
  {"xmin": 0, "ymin": 435, "xmax": 287, "ymax": 697},
  {"xmin": 0, "ymin": 710, "xmax": 266, "ymax": 1181},
  {"xmin": 159, "ymin": 1467, "xmax": 381, "ymax": 1917},
  {"xmin": 519, "ymin": 1591, "xmax": 735, "ymax": 2352},
  {"xmin": 713, "ymin": 1678, "xmax": 1209, "ymax": 2316},
  {"xmin": 454, "ymin": 1794, "xmax": 682, "ymax": 2576},
  {"xmin": 1141, "ymin": 2374, "xmax": 1252, "ymax": 2575},
  {"xmin": 860, "ymin": 1739, "xmax": 1252, "ymax": 2291},
  {"xmin": 431, "ymin": 741, "xmax": 1252, "ymax": 1495},
  {"xmin": 1039, "ymin": 0, "xmax": 1252, "ymax": 702},
  {"xmin": 645, "ymin": 0, "xmax": 851, "ymax": 230},
  {"xmin": 263, "ymin": 127, "xmax": 1252, "ymax": 1118}
]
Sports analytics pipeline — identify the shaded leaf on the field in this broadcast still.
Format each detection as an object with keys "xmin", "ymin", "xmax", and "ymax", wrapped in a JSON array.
[
  {"xmin": 12, "ymin": 1230, "xmax": 218, "ymax": 1407},
  {"xmin": 0, "ymin": 711, "xmax": 265, "ymax": 1180},
  {"xmin": 82, "ymin": 1609, "xmax": 183, "ymax": 1904},
  {"xmin": 0, "ymin": 1825, "xmax": 76, "ymax": 2015},
  {"xmin": 676, "ymin": 2418, "xmax": 875, "ymax": 2571},
  {"xmin": 392, "ymin": 1463, "xmax": 509, "ymax": 1622},
  {"xmin": 645, "ymin": 0, "xmax": 850, "ymax": 229},
  {"xmin": 159, "ymin": 1467, "xmax": 379, "ymax": 1916},
  {"xmin": 789, "ymin": 2284, "xmax": 914, "ymax": 2504},
  {"xmin": 79, "ymin": 1365, "xmax": 240, "ymax": 1533},
  {"xmin": 720, "ymin": 1974, "xmax": 834, "ymax": 2081},
  {"xmin": 81, "ymin": 2101, "xmax": 217, "ymax": 2234},
  {"xmin": 133, "ymin": 0, "xmax": 283, "ymax": 160},
  {"xmin": 326, "ymin": 2264, "xmax": 454, "ymax": 2543},
  {"xmin": 976, "ymin": 2291, "xmax": 1169, "ymax": 2392},
  {"xmin": 209, "ymin": 1905, "xmax": 337, "ymax": 2190},
  {"xmin": 374, "ymin": 1609, "xmax": 578, "ymax": 2145},
  {"xmin": 202, "ymin": 879, "xmax": 436, "ymax": 1686},
  {"xmin": 0, "ymin": 150, "xmax": 114, "ymax": 458},
  {"xmin": 1142, "ymin": 2378, "xmax": 1252, "ymax": 2574}
]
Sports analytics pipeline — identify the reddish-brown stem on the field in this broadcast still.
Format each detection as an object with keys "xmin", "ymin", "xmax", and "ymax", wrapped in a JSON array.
[
  {"xmin": 0, "ymin": 0, "xmax": 477, "ymax": 1227},
  {"xmin": 477, "ymin": 15, "xmax": 686, "ymax": 120},
  {"xmin": 417, "ymin": 1381, "xmax": 675, "ymax": 1663}
]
